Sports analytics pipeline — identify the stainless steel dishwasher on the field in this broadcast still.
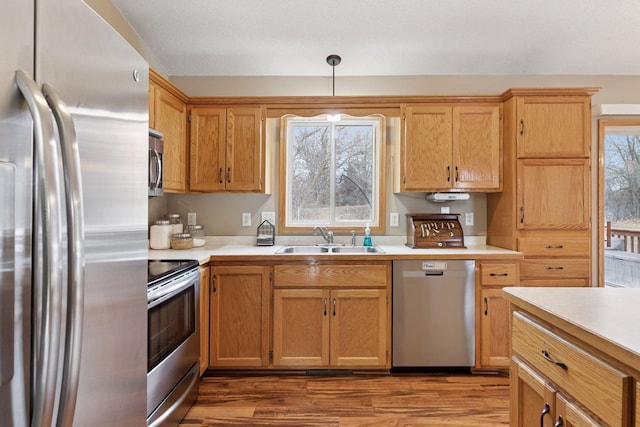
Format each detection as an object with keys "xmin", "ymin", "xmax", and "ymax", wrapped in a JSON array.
[{"xmin": 392, "ymin": 260, "xmax": 475, "ymax": 369}]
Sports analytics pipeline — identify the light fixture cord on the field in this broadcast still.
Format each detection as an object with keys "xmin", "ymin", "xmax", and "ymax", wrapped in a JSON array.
[{"xmin": 332, "ymin": 65, "xmax": 335, "ymax": 96}]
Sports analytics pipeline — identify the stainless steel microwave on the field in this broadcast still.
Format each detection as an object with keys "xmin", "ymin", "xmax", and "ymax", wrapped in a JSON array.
[{"xmin": 148, "ymin": 128, "xmax": 164, "ymax": 197}]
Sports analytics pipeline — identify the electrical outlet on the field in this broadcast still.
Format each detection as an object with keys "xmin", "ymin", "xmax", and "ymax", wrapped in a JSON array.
[
  {"xmin": 242, "ymin": 213, "xmax": 251, "ymax": 227},
  {"xmin": 440, "ymin": 206, "xmax": 450, "ymax": 214},
  {"xmin": 261, "ymin": 211, "xmax": 276, "ymax": 225},
  {"xmin": 187, "ymin": 212, "xmax": 196, "ymax": 226},
  {"xmin": 390, "ymin": 212, "xmax": 399, "ymax": 227},
  {"xmin": 465, "ymin": 212, "xmax": 474, "ymax": 226}
]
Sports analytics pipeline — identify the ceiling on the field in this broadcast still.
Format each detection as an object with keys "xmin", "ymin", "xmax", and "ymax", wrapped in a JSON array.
[{"xmin": 111, "ymin": 0, "xmax": 640, "ymax": 77}]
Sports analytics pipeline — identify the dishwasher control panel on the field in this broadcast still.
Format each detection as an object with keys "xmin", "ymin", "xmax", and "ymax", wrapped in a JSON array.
[{"xmin": 422, "ymin": 261, "xmax": 447, "ymax": 270}]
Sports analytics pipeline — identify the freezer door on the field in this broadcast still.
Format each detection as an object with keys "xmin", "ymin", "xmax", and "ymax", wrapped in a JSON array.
[
  {"xmin": 0, "ymin": 1, "xmax": 34, "ymax": 426},
  {"xmin": 36, "ymin": 0, "xmax": 149, "ymax": 426}
]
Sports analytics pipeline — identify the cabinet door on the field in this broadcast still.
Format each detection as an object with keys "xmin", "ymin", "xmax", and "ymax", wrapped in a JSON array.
[
  {"xmin": 452, "ymin": 105, "xmax": 501, "ymax": 190},
  {"xmin": 225, "ymin": 107, "xmax": 263, "ymax": 191},
  {"xmin": 209, "ymin": 266, "xmax": 271, "ymax": 367},
  {"xmin": 272, "ymin": 289, "xmax": 330, "ymax": 367},
  {"xmin": 155, "ymin": 87, "xmax": 187, "ymax": 193},
  {"xmin": 511, "ymin": 359, "xmax": 557, "ymax": 427},
  {"xmin": 189, "ymin": 107, "xmax": 226, "ymax": 192},
  {"xmin": 479, "ymin": 288, "xmax": 511, "ymax": 368},
  {"xmin": 555, "ymin": 394, "xmax": 600, "ymax": 427},
  {"xmin": 401, "ymin": 106, "xmax": 452, "ymax": 191},
  {"xmin": 330, "ymin": 289, "xmax": 387, "ymax": 368},
  {"xmin": 199, "ymin": 266, "xmax": 210, "ymax": 376},
  {"xmin": 517, "ymin": 96, "xmax": 590, "ymax": 158},
  {"xmin": 518, "ymin": 159, "xmax": 590, "ymax": 230}
]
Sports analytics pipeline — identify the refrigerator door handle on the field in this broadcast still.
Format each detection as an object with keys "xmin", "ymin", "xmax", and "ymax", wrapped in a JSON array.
[
  {"xmin": 43, "ymin": 83, "xmax": 86, "ymax": 427},
  {"xmin": 15, "ymin": 70, "xmax": 64, "ymax": 427}
]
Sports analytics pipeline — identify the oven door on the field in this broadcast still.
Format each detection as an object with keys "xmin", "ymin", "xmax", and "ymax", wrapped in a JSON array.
[{"xmin": 147, "ymin": 267, "xmax": 199, "ymax": 421}]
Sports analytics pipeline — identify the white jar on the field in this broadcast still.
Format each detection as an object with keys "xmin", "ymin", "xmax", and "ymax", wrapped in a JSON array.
[{"xmin": 149, "ymin": 219, "xmax": 172, "ymax": 249}]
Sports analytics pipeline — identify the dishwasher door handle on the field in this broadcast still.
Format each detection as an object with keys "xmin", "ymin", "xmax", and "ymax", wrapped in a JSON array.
[{"xmin": 424, "ymin": 271, "xmax": 444, "ymax": 276}]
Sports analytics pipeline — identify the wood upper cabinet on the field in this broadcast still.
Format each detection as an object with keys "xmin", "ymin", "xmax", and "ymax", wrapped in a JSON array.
[
  {"xmin": 272, "ymin": 262, "xmax": 390, "ymax": 369},
  {"xmin": 516, "ymin": 96, "xmax": 591, "ymax": 158},
  {"xmin": 209, "ymin": 265, "xmax": 271, "ymax": 368},
  {"xmin": 189, "ymin": 106, "xmax": 265, "ymax": 192},
  {"xmin": 517, "ymin": 159, "xmax": 590, "ymax": 230},
  {"xmin": 398, "ymin": 104, "xmax": 501, "ymax": 192},
  {"xmin": 476, "ymin": 261, "xmax": 518, "ymax": 370},
  {"xmin": 198, "ymin": 265, "xmax": 210, "ymax": 376},
  {"xmin": 487, "ymin": 89, "xmax": 596, "ymax": 287},
  {"xmin": 149, "ymin": 72, "xmax": 188, "ymax": 193}
]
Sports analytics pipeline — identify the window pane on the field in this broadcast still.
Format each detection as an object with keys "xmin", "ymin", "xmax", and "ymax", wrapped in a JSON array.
[
  {"xmin": 334, "ymin": 124, "xmax": 374, "ymax": 222},
  {"xmin": 290, "ymin": 124, "xmax": 331, "ymax": 223}
]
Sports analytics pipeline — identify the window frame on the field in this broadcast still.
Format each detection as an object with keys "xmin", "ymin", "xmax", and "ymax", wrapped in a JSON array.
[{"xmin": 278, "ymin": 113, "xmax": 387, "ymax": 235}]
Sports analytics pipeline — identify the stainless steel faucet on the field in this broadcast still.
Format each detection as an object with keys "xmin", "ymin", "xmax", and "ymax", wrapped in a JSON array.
[
  {"xmin": 351, "ymin": 230, "xmax": 356, "ymax": 246},
  {"xmin": 313, "ymin": 226, "xmax": 333, "ymax": 244}
]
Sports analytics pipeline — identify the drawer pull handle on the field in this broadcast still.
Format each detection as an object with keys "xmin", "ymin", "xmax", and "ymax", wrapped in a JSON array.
[
  {"xmin": 541, "ymin": 349, "xmax": 568, "ymax": 369},
  {"xmin": 489, "ymin": 273, "xmax": 509, "ymax": 277},
  {"xmin": 545, "ymin": 245, "xmax": 564, "ymax": 249},
  {"xmin": 545, "ymin": 266, "xmax": 564, "ymax": 270},
  {"xmin": 540, "ymin": 403, "xmax": 550, "ymax": 427},
  {"xmin": 554, "ymin": 416, "xmax": 564, "ymax": 427}
]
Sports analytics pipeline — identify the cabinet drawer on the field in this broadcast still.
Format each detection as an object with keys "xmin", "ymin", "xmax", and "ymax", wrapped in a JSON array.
[
  {"xmin": 512, "ymin": 312, "xmax": 631, "ymax": 426},
  {"xmin": 480, "ymin": 263, "xmax": 517, "ymax": 286},
  {"xmin": 518, "ymin": 237, "xmax": 590, "ymax": 257},
  {"xmin": 274, "ymin": 264, "xmax": 389, "ymax": 288},
  {"xmin": 520, "ymin": 258, "xmax": 589, "ymax": 280}
]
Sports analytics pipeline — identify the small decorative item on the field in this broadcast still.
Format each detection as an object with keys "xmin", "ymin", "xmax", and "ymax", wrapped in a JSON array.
[
  {"xmin": 406, "ymin": 213, "xmax": 465, "ymax": 248},
  {"xmin": 257, "ymin": 219, "xmax": 275, "ymax": 246}
]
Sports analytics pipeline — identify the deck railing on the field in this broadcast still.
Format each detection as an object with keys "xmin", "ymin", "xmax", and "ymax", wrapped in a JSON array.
[{"xmin": 605, "ymin": 221, "xmax": 640, "ymax": 253}]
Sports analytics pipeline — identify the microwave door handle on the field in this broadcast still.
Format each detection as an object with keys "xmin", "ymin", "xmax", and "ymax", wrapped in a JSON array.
[
  {"xmin": 150, "ymin": 147, "xmax": 161, "ymax": 190},
  {"xmin": 43, "ymin": 82, "xmax": 86, "ymax": 427},
  {"xmin": 15, "ymin": 70, "xmax": 65, "ymax": 427}
]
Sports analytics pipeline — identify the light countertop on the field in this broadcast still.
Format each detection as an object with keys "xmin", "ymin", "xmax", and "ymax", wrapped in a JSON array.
[
  {"xmin": 503, "ymin": 287, "xmax": 640, "ymax": 374},
  {"xmin": 149, "ymin": 235, "xmax": 522, "ymax": 264}
]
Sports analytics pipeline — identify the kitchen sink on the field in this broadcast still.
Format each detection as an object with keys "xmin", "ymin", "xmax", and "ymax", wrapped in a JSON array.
[
  {"xmin": 275, "ymin": 246, "xmax": 330, "ymax": 254},
  {"xmin": 275, "ymin": 245, "xmax": 384, "ymax": 254},
  {"xmin": 330, "ymin": 246, "xmax": 384, "ymax": 253}
]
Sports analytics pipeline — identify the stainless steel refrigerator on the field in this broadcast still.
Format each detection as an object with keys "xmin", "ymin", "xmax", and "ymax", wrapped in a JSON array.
[{"xmin": 1, "ymin": 0, "xmax": 148, "ymax": 425}]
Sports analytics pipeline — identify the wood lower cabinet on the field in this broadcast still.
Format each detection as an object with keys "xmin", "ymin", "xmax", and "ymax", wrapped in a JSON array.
[
  {"xmin": 209, "ymin": 265, "xmax": 271, "ymax": 368},
  {"xmin": 198, "ymin": 265, "xmax": 210, "ymax": 376},
  {"xmin": 272, "ymin": 262, "xmax": 391, "ymax": 369},
  {"xmin": 476, "ymin": 261, "xmax": 518, "ymax": 370},
  {"xmin": 510, "ymin": 311, "xmax": 632, "ymax": 426}
]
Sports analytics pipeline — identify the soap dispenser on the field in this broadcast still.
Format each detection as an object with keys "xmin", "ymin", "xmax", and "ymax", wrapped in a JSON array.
[{"xmin": 363, "ymin": 223, "xmax": 372, "ymax": 247}]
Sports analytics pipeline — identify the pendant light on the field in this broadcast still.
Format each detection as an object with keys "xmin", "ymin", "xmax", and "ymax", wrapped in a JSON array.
[
  {"xmin": 326, "ymin": 54, "xmax": 341, "ymax": 122},
  {"xmin": 326, "ymin": 54, "xmax": 341, "ymax": 96}
]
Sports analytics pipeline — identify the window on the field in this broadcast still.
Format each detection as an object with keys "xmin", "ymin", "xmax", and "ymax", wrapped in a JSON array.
[{"xmin": 280, "ymin": 114, "xmax": 385, "ymax": 232}]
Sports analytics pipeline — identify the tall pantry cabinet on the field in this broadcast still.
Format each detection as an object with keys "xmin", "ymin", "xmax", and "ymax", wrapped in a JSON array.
[{"xmin": 487, "ymin": 88, "xmax": 598, "ymax": 287}]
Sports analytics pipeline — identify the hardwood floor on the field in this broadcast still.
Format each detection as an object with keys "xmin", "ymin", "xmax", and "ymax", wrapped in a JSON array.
[{"xmin": 180, "ymin": 373, "xmax": 510, "ymax": 426}]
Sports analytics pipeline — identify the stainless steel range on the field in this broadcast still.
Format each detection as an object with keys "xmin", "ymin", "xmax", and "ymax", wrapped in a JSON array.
[{"xmin": 147, "ymin": 260, "xmax": 200, "ymax": 427}]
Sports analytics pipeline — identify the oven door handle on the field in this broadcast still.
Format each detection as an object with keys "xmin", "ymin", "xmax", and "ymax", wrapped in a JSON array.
[{"xmin": 148, "ymin": 273, "xmax": 197, "ymax": 306}]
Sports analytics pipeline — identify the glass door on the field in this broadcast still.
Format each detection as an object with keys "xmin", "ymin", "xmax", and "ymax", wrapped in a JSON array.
[{"xmin": 598, "ymin": 119, "xmax": 640, "ymax": 287}]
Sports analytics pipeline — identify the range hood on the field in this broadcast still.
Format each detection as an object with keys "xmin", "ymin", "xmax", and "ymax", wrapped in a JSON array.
[{"xmin": 425, "ymin": 192, "xmax": 470, "ymax": 202}]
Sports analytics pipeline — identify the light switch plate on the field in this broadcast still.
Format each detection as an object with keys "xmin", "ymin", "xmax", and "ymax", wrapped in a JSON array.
[
  {"xmin": 187, "ymin": 212, "xmax": 196, "ymax": 226},
  {"xmin": 440, "ymin": 206, "xmax": 450, "ymax": 214},
  {"xmin": 242, "ymin": 212, "xmax": 251, "ymax": 227}
]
